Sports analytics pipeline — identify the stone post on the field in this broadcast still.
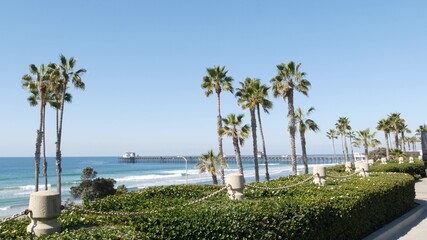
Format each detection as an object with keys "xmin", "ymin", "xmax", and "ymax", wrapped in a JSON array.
[
  {"xmin": 227, "ymin": 173, "xmax": 245, "ymax": 200},
  {"xmin": 359, "ymin": 162, "xmax": 370, "ymax": 177},
  {"xmin": 409, "ymin": 157, "xmax": 414, "ymax": 164},
  {"xmin": 398, "ymin": 157, "xmax": 404, "ymax": 164},
  {"xmin": 313, "ymin": 165, "xmax": 326, "ymax": 186},
  {"xmin": 345, "ymin": 162, "xmax": 352, "ymax": 172},
  {"xmin": 27, "ymin": 191, "xmax": 61, "ymax": 236}
]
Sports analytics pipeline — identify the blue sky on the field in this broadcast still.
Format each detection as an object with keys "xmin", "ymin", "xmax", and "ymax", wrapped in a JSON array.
[{"xmin": 1, "ymin": 1, "xmax": 426, "ymax": 157}]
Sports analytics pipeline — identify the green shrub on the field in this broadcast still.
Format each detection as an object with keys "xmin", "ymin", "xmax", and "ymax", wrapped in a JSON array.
[
  {"xmin": 370, "ymin": 160, "xmax": 426, "ymax": 178},
  {"xmin": 1, "ymin": 173, "xmax": 416, "ymax": 239}
]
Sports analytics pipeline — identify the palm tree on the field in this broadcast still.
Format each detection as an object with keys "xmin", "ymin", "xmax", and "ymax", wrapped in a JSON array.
[
  {"xmin": 253, "ymin": 81, "xmax": 273, "ymax": 181},
  {"xmin": 219, "ymin": 114, "xmax": 250, "ymax": 176},
  {"xmin": 236, "ymin": 78, "xmax": 260, "ymax": 182},
  {"xmin": 377, "ymin": 118, "xmax": 391, "ymax": 160},
  {"xmin": 295, "ymin": 107, "xmax": 319, "ymax": 174},
  {"xmin": 416, "ymin": 124, "xmax": 427, "ymax": 150},
  {"xmin": 326, "ymin": 129, "xmax": 338, "ymax": 157},
  {"xmin": 399, "ymin": 124, "xmax": 411, "ymax": 152},
  {"xmin": 335, "ymin": 117, "xmax": 351, "ymax": 162},
  {"xmin": 271, "ymin": 61, "xmax": 310, "ymax": 175},
  {"xmin": 353, "ymin": 129, "xmax": 381, "ymax": 159},
  {"xmin": 201, "ymin": 66, "xmax": 234, "ymax": 185},
  {"xmin": 196, "ymin": 150, "xmax": 228, "ymax": 185},
  {"xmin": 50, "ymin": 54, "xmax": 86, "ymax": 196},
  {"xmin": 22, "ymin": 64, "xmax": 52, "ymax": 191},
  {"xmin": 387, "ymin": 113, "xmax": 402, "ymax": 149},
  {"xmin": 416, "ymin": 124, "xmax": 427, "ymax": 136},
  {"xmin": 347, "ymin": 131, "xmax": 356, "ymax": 162}
]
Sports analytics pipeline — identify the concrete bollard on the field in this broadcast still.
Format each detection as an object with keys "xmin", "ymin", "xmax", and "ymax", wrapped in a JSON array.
[
  {"xmin": 359, "ymin": 162, "xmax": 370, "ymax": 177},
  {"xmin": 355, "ymin": 161, "xmax": 361, "ymax": 172},
  {"xmin": 398, "ymin": 157, "xmax": 404, "ymax": 164},
  {"xmin": 409, "ymin": 157, "xmax": 414, "ymax": 164},
  {"xmin": 345, "ymin": 162, "xmax": 352, "ymax": 172},
  {"xmin": 27, "ymin": 191, "xmax": 61, "ymax": 236},
  {"xmin": 381, "ymin": 157, "xmax": 387, "ymax": 165},
  {"xmin": 227, "ymin": 173, "xmax": 245, "ymax": 200},
  {"xmin": 313, "ymin": 165, "xmax": 326, "ymax": 186}
]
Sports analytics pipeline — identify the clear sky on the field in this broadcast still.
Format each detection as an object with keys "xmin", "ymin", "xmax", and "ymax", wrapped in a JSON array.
[{"xmin": 1, "ymin": 1, "xmax": 426, "ymax": 157}]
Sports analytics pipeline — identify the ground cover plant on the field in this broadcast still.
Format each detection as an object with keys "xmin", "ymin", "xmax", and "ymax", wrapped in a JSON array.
[{"xmin": 0, "ymin": 169, "xmax": 416, "ymax": 240}]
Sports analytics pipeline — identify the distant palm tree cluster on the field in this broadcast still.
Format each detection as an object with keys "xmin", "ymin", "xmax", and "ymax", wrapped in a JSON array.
[
  {"xmin": 327, "ymin": 114, "xmax": 427, "ymax": 162},
  {"xmin": 22, "ymin": 55, "xmax": 86, "ymax": 196},
  {"xmin": 200, "ymin": 61, "xmax": 316, "ymax": 184}
]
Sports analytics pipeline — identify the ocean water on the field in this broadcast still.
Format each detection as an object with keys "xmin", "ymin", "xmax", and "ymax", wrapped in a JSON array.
[{"xmin": 0, "ymin": 156, "xmax": 341, "ymax": 218}]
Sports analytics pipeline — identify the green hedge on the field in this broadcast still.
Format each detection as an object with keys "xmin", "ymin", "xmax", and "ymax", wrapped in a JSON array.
[
  {"xmin": 370, "ymin": 160, "xmax": 426, "ymax": 178},
  {"xmin": 1, "ymin": 172, "xmax": 415, "ymax": 240}
]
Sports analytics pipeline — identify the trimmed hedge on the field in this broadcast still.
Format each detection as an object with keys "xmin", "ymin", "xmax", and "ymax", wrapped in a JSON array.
[
  {"xmin": 370, "ymin": 160, "xmax": 426, "ymax": 179},
  {"xmin": 1, "ymin": 172, "xmax": 415, "ymax": 240}
]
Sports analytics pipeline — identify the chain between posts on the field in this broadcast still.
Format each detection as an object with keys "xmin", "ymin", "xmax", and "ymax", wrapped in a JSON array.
[
  {"xmin": 0, "ymin": 209, "xmax": 30, "ymax": 225},
  {"xmin": 246, "ymin": 175, "xmax": 315, "ymax": 191},
  {"xmin": 63, "ymin": 185, "xmax": 230, "ymax": 217}
]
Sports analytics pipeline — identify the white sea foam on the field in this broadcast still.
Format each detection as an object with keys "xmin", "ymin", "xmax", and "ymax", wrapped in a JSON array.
[{"xmin": 0, "ymin": 206, "xmax": 11, "ymax": 211}]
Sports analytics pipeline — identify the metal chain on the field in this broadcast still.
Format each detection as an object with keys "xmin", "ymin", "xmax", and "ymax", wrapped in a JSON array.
[
  {"xmin": 246, "ymin": 175, "xmax": 314, "ymax": 191},
  {"xmin": 0, "ymin": 209, "xmax": 30, "ymax": 225},
  {"xmin": 64, "ymin": 185, "xmax": 229, "ymax": 217}
]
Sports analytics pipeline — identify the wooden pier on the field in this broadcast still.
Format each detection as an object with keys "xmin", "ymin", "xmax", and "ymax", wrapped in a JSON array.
[{"xmin": 119, "ymin": 155, "xmax": 345, "ymax": 164}]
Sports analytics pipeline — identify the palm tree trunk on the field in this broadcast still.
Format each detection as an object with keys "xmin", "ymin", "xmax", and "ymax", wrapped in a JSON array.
[
  {"xmin": 56, "ymin": 87, "xmax": 67, "ymax": 197},
  {"xmin": 256, "ymin": 105, "xmax": 270, "ymax": 181},
  {"xmin": 216, "ymin": 93, "xmax": 225, "ymax": 185},
  {"xmin": 344, "ymin": 135, "xmax": 350, "ymax": 162},
  {"xmin": 341, "ymin": 135, "xmax": 347, "ymax": 162},
  {"xmin": 364, "ymin": 143, "xmax": 369, "ymax": 160},
  {"xmin": 211, "ymin": 172, "xmax": 218, "ymax": 185},
  {"xmin": 349, "ymin": 136, "xmax": 355, "ymax": 162},
  {"xmin": 394, "ymin": 131, "xmax": 399, "ymax": 149},
  {"xmin": 384, "ymin": 132, "xmax": 390, "ymax": 160},
  {"xmin": 287, "ymin": 92, "xmax": 298, "ymax": 175},
  {"xmin": 34, "ymin": 130, "xmax": 41, "ymax": 192},
  {"xmin": 233, "ymin": 137, "xmax": 244, "ymax": 176},
  {"xmin": 250, "ymin": 109, "xmax": 259, "ymax": 182},
  {"xmin": 34, "ymin": 102, "xmax": 45, "ymax": 192},
  {"xmin": 401, "ymin": 132, "xmax": 406, "ymax": 152},
  {"xmin": 332, "ymin": 139, "xmax": 336, "ymax": 156},
  {"xmin": 42, "ymin": 103, "xmax": 48, "ymax": 190},
  {"xmin": 300, "ymin": 130, "xmax": 308, "ymax": 174}
]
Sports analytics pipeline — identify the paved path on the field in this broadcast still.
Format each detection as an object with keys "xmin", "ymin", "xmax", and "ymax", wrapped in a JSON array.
[{"xmin": 364, "ymin": 177, "xmax": 427, "ymax": 240}]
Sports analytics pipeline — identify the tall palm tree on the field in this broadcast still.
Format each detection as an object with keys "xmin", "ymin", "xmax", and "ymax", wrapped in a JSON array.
[
  {"xmin": 335, "ymin": 117, "xmax": 351, "ymax": 162},
  {"xmin": 377, "ymin": 118, "xmax": 391, "ymax": 160},
  {"xmin": 416, "ymin": 124, "xmax": 427, "ymax": 150},
  {"xmin": 326, "ymin": 129, "xmax": 338, "ymax": 157},
  {"xmin": 201, "ymin": 66, "xmax": 234, "ymax": 185},
  {"xmin": 416, "ymin": 124, "xmax": 427, "ymax": 136},
  {"xmin": 347, "ymin": 131, "xmax": 356, "ymax": 162},
  {"xmin": 236, "ymin": 78, "xmax": 260, "ymax": 182},
  {"xmin": 270, "ymin": 61, "xmax": 310, "ymax": 175},
  {"xmin": 387, "ymin": 113, "xmax": 402, "ymax": 149},
  {"xmin": 253, "ymin": 81, "xmax": 273, "ymax": 181},
  {"xmin": 354, "ymin": 129, "xmax": 381, "ymax": 159},
  {"xmin": 295, "ymin": 107, "xmax": 319, "ymax": 174},
  {"xmin": 196, "ymin": 150, "xmax": 227, "ymax": 185},
  {"xmin": 399, "ymin": 124, "xmax": 411, "ymax": 152},
  {"xmin": 22, "ymin": 64, "xmax": 52, "ymax": 191},
  {"xmin": 219, "ymin": 114, "xmax": 250, "ymax": 176},
  {"xmin": 50, "ymin": 54, "xmax": 86, "ymax": 196}
]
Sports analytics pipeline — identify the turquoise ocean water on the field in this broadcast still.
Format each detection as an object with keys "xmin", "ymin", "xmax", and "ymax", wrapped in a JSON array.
[{"xmin": 0, "ymin": 156, "xmax": 341, "ymax": 218}]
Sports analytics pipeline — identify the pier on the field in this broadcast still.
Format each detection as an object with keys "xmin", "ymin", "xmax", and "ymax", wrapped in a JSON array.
[{"xmin": 119, "ymin": 155, "xmax": 347, "ymax": 165}]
